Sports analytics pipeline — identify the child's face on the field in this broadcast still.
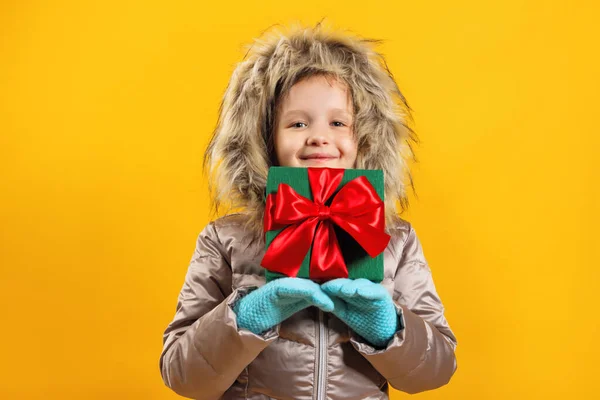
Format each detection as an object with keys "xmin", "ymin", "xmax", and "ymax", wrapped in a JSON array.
[{"xmin": 273, "ymin": 75, "xmax": 358, "ymax": 169}]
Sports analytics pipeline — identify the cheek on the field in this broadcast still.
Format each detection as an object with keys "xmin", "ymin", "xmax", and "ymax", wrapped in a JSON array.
[
  {"xmin": 339, "ymin": 137, "xmax": 358, "ymax": 156},
  {"xmin": 276, "ymin": 135, "xmax": 300, "ymax": 154},
  {"xmin": 274, "ymin": 135, "xmax": 296, "ymax": 162}
]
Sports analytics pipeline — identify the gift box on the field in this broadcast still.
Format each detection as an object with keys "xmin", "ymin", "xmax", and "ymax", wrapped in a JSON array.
[{"xmin": 261, "ymin": 166, "xmax": 391, "ymax": 283}]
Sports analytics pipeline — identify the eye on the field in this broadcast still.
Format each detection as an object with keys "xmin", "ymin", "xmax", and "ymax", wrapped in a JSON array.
[
  {"xmin": 332, "ymin": 121, "xmax": 346, "ymax": 127},
  {"xmin": 290, "ymin": 122, "xmax": 307, "ymax": 128}
]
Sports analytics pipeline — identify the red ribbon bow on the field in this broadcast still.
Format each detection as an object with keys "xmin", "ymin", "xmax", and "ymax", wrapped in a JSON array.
[{"xmin": 262, "ymin": 167, "xmax": 391, "ymax": 280}]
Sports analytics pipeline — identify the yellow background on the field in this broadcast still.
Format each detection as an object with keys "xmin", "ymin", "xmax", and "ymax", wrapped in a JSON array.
[{"xmin": 1, "ymin": 0, "xmax": 598, "ymax": 398}]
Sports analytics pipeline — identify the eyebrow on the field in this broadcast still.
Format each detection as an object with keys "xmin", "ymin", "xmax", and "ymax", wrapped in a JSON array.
[{"xmin": 281, "ymin": 108, "xmax": 352, "ymax": 118}]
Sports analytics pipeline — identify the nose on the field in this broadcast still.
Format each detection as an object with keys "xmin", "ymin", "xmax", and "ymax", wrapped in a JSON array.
[
  {"xmin": 307, "ymin": 135, "xmax": 328, "ymax": 146},
  {"xmin": 306, "ymin": 123, "xmax": 331, "ymax": 146}
]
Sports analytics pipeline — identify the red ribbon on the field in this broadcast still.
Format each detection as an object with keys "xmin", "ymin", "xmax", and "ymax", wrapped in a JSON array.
[{"xmin": 262, "ymin": 167, "xmax": 391, "ymax": 280}]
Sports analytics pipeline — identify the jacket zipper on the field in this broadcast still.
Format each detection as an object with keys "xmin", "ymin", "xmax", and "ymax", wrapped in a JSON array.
[{"xmin": 316, "ymin": 309, "xmax": 326, "ymax": 400}]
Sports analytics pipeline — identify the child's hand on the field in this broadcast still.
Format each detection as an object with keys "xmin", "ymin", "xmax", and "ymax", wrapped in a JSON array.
[
  {"xmin": 321, "ymin": 278, "xmax": 399, "ymax": 348},
  {"xmin": 233, "ymin": 277, "xmax": 334, "ymax": 335}
]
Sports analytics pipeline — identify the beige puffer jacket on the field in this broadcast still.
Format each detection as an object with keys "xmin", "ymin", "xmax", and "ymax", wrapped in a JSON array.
[{"xmin": 159, "ymin": 213, "xmax": 457, "ymax": 399}]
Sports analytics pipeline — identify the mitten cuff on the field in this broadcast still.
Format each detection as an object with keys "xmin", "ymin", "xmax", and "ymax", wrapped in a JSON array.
[
  {"xmin": 228, "ymin": 286, "xmax": 280, "ymax": 339},
  {"xmin": 350, "ymin": 301, "xmax": 405, "ymax": 351}
]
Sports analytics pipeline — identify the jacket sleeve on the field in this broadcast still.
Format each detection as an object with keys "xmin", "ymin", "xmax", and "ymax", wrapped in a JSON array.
[
  {"xmin": 349, "ymin": 223, "xmax": 458, "ymax": 394},
  {"xmin": 159, "ymin": 221, "xmax": 279, "ymax": 400}
]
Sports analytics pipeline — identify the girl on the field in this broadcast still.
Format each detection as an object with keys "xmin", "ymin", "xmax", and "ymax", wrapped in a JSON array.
[{"xmin": 159, "ymin": 21, "xmax": 457, "ymax": 400}]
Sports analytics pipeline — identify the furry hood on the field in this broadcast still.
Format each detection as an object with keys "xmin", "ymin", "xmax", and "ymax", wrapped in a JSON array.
[{"xmin": 203, "ymin": 20, "xmax": 419, "ymax": 244}]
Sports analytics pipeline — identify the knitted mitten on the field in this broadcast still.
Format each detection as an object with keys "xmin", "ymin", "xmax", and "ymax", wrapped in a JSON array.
[
  {"xmin": 321, "ymin": 278, "xmax": 400, "ymax": 348},
  {"xmin": 233, "ymin": 277, "xmax": 334, "ymax": 335}
]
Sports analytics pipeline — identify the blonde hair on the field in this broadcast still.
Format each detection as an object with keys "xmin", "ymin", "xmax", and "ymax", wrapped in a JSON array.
[{"xmin": 203, "ymin": 20, "xmax": 419, "ymax": 243}]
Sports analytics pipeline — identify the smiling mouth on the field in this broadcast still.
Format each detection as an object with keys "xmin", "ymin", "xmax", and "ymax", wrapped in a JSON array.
[
  {"xmin": 300, "ymin": 157, "xmax": 338, "ymax": 163},
  {"xmin": 300, "ymin": 155, "xmax": 338, "ymax": 160}
]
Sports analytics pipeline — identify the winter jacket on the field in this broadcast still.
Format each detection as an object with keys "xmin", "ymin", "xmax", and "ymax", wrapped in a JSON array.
[{"xmin": 159, "ymin": 213, "xmax": 458, "ymax": 399}]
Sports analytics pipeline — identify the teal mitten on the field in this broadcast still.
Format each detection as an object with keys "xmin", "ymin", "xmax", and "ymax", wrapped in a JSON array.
[
  {"xmin": 321, "ymin": 278, "xmax": 400, "ymax": 348},
  {"xmin": 233, "ymin": 277, "xmax": 334, "ymax": 335}
]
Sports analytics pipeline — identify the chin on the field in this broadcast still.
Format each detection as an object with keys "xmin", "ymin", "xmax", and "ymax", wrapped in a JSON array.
[{"xmin": 298, "ymin": 158, "xmax": 345, "ymax": 168}]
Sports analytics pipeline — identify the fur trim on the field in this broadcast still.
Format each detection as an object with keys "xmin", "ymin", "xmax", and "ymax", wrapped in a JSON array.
[{"xmin": 203, "ymin": 20, "xmax": 419, "ymax": 245}]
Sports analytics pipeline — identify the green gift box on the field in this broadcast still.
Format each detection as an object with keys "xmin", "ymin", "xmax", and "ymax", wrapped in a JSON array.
[{"xmin": 262, "ymin": 166, "xmax": 389, "ymax": 283}]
